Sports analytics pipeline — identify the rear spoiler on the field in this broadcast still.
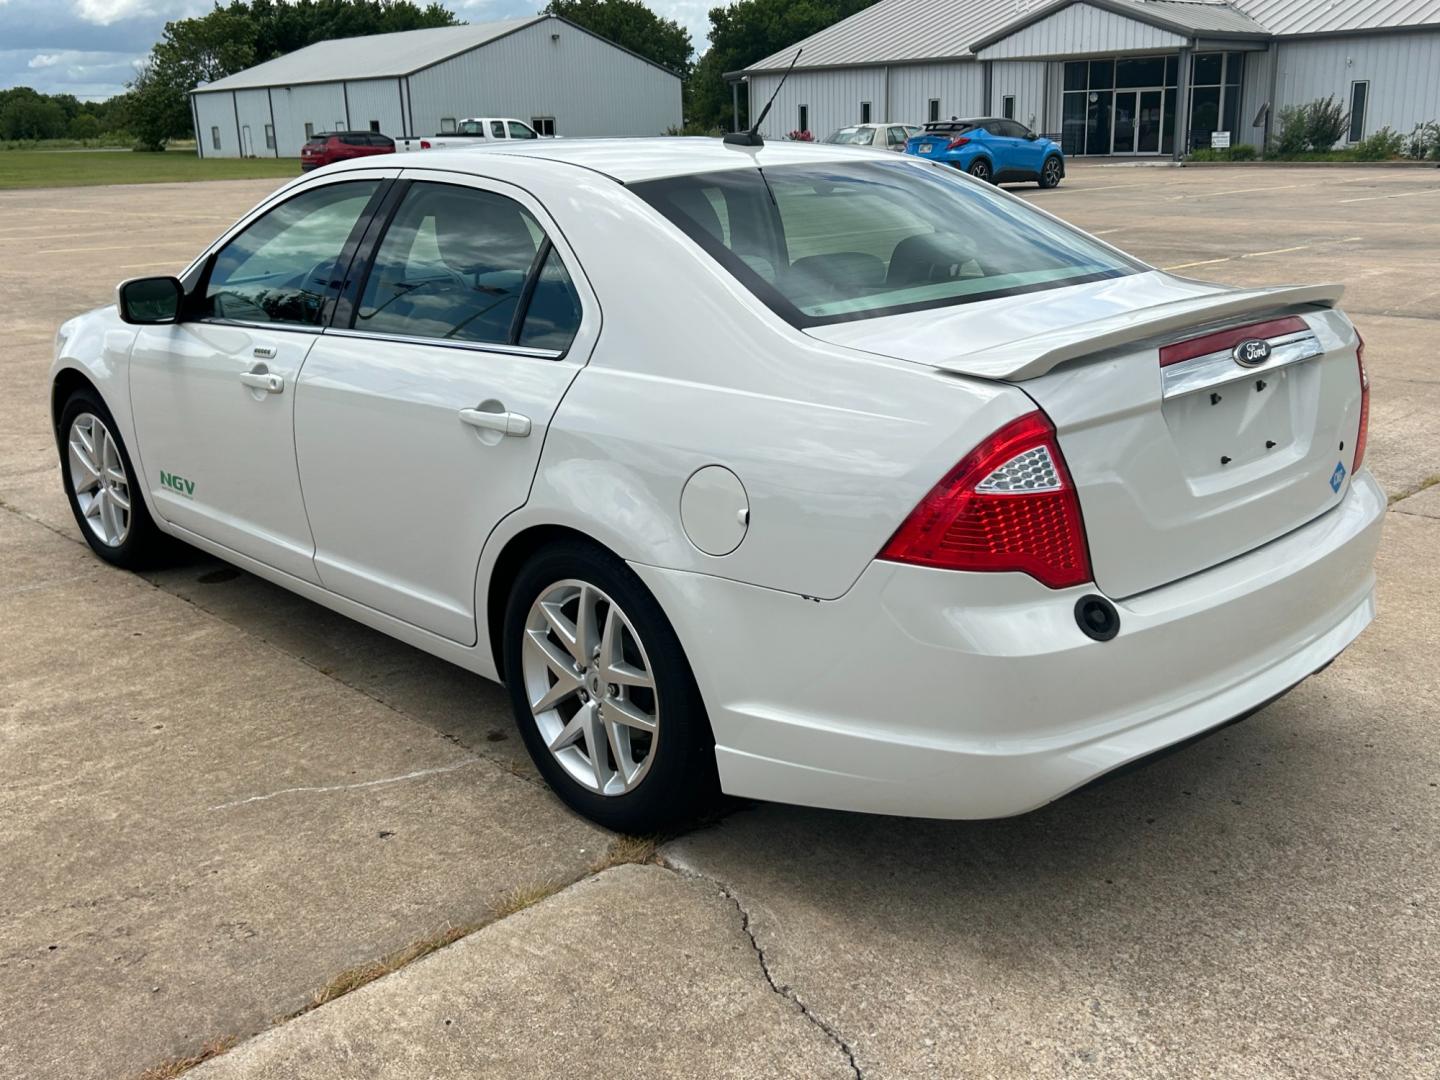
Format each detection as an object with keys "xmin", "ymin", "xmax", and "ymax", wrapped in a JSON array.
[{"xmin": 934, "ymin": 283, "xmax": 1344, "ymax": 382}]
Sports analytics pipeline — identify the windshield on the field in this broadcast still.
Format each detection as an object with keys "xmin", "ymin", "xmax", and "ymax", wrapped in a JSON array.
[
  {"xmin": 825, "ymin": 127, "xmax": 875, "ymax": 146},
  {"xmin": 631, "ymin": 160, "xmax": 1141, "ymax": 326}
]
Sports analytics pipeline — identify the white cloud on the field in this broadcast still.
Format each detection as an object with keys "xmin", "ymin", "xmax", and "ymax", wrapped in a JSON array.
[{"xmin": 29, "ymin": 52, "xmax": 63, "ymax": 67}]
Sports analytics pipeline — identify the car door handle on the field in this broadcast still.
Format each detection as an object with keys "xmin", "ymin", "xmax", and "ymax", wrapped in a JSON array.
[
  {"xmin": 459, "ymin": 407, "xmax": 531, "ymax": 438},
  {"xmin": 239, "ymin": 367, "xmax": 284, "ymax": 394}
]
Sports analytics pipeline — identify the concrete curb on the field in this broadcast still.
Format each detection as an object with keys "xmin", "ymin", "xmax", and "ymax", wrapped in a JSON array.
[{"xmin": 1181, "ymin": 159, "xmax": 1439, "ymax": 168}]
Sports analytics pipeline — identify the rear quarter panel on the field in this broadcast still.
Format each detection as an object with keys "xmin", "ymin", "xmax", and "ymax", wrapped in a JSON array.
[{"xmin": 478, "ymin": 166, "xmax": 1031, "ymax": 603}]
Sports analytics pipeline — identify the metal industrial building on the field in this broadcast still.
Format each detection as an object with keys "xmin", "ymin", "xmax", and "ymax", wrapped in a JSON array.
[
  {"xmin": 737, "ymin": 0, "xmax": 1440, "ymax": 158},
  {"xmin": 191, "ymin": 14, "xmax": 681, "ymax": 158}
]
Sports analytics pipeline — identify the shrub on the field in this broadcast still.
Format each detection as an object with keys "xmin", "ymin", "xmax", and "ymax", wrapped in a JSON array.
[
  {"xmin": 786, "ymin": 129, "xmax": 814, "ymax": 141},
  {"xmin": 1187, "ymin": 144, "xmax": 1257, "ymax": 162},
  {"xmin": 1270, "ymin": 104, "xmax": 1309, "ymax": 157},
  {"xmin": 1354, "ymin": 126, "xmax": 1404, "ymax": 161},
  {"xmin": 1404, "ymin": 121, "xmax": 1440, "ymax": 160},
  {"xmin": 1302, "ymin": 95, "xmax": 1349, "ymax": 151}
]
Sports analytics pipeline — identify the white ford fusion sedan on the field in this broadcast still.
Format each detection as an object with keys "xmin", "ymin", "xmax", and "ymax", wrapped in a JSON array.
[{"xmin": 51, "ymin": 138, "xmax": 1382, "ymax": 832}]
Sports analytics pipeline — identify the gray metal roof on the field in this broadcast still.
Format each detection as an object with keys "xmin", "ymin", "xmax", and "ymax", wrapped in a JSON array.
[
  {"xmin": 743, "ymin": 0, "xmax": 1440, "ymax": 73},
  {"xmin": 743, "ymin": 0, "xmax": 1018, "ymax": 72},
  {"xmin": 196, "ymin": 17, "xmax": 545, "ymax": 92},
  {"xmin": 1234, "ymin": 0, "xmax": 1440, "ymax": 35}
]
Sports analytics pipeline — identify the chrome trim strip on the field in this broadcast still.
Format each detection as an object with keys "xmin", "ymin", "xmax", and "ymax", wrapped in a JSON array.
[
  {"xmin": 322, "ymin": 326, "xmax": 565, "ymax": 361},
  {"xmin": 1162, "ymin": 332, "xmax": 1324, "ymax": 400}
]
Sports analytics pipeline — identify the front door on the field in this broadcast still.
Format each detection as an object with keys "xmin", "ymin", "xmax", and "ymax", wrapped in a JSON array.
[
  {"xmin": 129, "ymin": 176, "xmax": 386, "ymax": 581},
  {"xmin": 294, "ymin": 173, "xmax": 594, "ymax": 644}
]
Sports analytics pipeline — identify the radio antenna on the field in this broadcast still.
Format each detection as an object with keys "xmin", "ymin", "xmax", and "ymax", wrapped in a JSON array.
[{"xmin": 724, "ymin": 49, "xmax": 802, "ymax": 147}]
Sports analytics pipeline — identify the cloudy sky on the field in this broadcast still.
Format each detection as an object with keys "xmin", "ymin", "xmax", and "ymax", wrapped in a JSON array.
[{"xmin": 0, "ymin": 0, "xmax": 714, "ymax": 100}]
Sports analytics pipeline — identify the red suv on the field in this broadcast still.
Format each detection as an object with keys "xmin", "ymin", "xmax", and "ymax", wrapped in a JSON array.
[{"xmin": 301, "ymin": 131, "xmax": 395, "ymax": 171}]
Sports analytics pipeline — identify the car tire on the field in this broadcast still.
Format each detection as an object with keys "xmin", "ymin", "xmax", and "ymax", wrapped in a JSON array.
[
  {"xmin": 502, "ymin": 539, "xmax": 719, "ymax": 833},
  {"xmin": 967, "ymin": 158, "xmax": 993, "ymax": 183},
  {"xmin": 58, "ymin": 388, "xmax": 173, "ymax": 570},
  {"xmin": 1039, "ymin": 155, "xmax": 1064, "ymax": 189}
]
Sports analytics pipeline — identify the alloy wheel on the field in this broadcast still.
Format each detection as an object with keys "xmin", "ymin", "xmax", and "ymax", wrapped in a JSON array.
[
  {"xmin": 68, "ymin": 412, "xmax": 131, "ymax": 547},
  {"xmin": 1043, "ymin": 158, "xmax": 1062, "ymax": 185},
  {"xmin": 970, "ymin": 160, "xmax": 990, "ymax": 181},
  {"xmin": 521, "ymin": 579, "xmax": 660, "ymax": 796}
]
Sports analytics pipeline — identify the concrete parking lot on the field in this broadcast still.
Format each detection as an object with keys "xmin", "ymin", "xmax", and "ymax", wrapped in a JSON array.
[{"xmin": 1, "ymin": 162, "xmax": 1437, "ymax": 1080}]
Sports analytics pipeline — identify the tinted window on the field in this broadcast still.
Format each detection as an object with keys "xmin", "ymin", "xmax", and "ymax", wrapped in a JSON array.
[
  {"xmin": 507, "ymin": 121, "xmax": 538, "ymax": 139},
  {"xmin": 518, "ymin": 247, "xmax": 582, "ymax": 350},
  {"xmin": 340, "ymin": 134, "xmax": 367, "ymax": 146},
  {"xmin": 633, "ymin": 161, "xmax": 1138, "ymax": 327},
  {"xmin": 204, "ymin": 180, "xmax": 378, "ymax": 326},
  {"xmin": 490, "ymin": 121, "xmax": 506, "ymax": 138},
  {"xmin": 355, "ymin": 182, "xmax": 548, "ymax": 346},
  {"xmin": 458, "ymin": 120, "xmax": 485, "ymax": 135},
  {"xmin": 369, "ymin": 134, "xmax": 394, "ymax": 148}
]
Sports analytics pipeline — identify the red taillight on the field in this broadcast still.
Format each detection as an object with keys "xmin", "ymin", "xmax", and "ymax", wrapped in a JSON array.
[
  {"xmin": 1353, "ymin": 331, "xmax": 1369, "ymax": 473},
  {"xmin": 946, "ymin": 136, "xmax": 971, "ymax": 150},
  {"xmin": 420, "ymin": 139, "xmax": 432, "ymax": 149},
  {"xmin": 879, "ymin": 411, "xmax": 1092, "ymax": 589},
  {"xmin": 1158, "ymin": 316, "xmax": 1307, "ymax": 367}
]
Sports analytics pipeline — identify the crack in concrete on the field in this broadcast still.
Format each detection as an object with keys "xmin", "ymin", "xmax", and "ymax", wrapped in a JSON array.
[
  {"xmin": 207, "ymin": 758, "xmax": 483, "ymax": 811},
  {"xmin": 660, "ymin": 859, "xmax": 864, "ymax": 1080}
]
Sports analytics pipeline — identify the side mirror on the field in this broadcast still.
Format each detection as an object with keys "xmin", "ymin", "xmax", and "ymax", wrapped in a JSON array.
[
  {"xmin": 117, "ymin": 276, "xmax": 183, "ymax": 325},
  {"xmin": 1025, "ymin": 132, "xmax": 1038, "ymax": 141}
]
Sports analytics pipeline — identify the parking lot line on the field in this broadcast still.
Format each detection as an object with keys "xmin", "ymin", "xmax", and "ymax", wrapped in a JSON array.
[
  {"xmin": 1164, "ymin": 235, "xmax": 1363, "ymax": 271},
  {"xmin": 1338, "ymin": 187, "xmax": 1440, "ymax": 204}
]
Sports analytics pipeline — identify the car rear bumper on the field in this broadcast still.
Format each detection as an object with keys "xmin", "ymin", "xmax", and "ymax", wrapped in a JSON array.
[{"xmin": 632, "ymin": 469, "xmax": 1385, "ymax": 819}]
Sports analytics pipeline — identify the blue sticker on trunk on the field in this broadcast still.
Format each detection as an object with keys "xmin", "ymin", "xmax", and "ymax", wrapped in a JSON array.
[{"xmin": 1330, "ymin": 462, "xmax": 1347, "ymax": 493}]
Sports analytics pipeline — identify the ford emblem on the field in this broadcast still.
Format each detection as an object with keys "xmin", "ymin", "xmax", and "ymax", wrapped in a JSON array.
[{"xmin": 1232, "ymin": 338, "xmax": 1272, "ymax": 367}]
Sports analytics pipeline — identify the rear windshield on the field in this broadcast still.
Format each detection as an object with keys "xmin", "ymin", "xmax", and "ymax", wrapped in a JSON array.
[
  {"xmin": 825, "ymin": 126, "xmax": 876, "ymax": 146},
  {"xmin": 922, "ymin": 122, "xmax": 976, "ymax": 134},
  {"xmin": 631, "ymin": 160, "xmax": 1139, "ymax": 327}
]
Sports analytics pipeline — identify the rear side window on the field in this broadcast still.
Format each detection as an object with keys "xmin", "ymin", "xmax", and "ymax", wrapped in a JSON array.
[
  {"xmin": 490, "ymin": 121, "xmax": 506, "ymax": 138},
  {"xmin": 354, "ymin": 181, "xmax": 581, "ymax": 351},
  {"xmin": 203, "ymin": 180, "xmax": 379, "ymax": 326},
  {"xmin": 632, "ymin": 161, "xmax": 1138, "ymax": 327}
]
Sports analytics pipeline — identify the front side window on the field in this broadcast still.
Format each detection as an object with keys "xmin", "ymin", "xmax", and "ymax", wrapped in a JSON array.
[
  {"xmin": 633, "ymin": 161, "xmax": 1139, "ymax": 327},
  {"xmin": 507, "ymin": 121, "xmax": 538, "ymax": 139},
  {"xmin": 354, "ymin": 181, "xmax": 580, "ymax": 350},
  {"xmin": 203, "ymin": 180, "xmax": 379, "ymax": 326}
]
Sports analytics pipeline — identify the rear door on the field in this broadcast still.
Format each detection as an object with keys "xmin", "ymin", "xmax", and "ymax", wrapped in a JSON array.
[{"xmin": 293, "ymin": 171, "xmax": 596, "ymax": 643}]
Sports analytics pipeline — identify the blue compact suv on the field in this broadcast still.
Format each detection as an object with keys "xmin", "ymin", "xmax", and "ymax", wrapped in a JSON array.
[{"xmin": 905, "ymin": 117, "xmax": 1065, "ymax": 188}]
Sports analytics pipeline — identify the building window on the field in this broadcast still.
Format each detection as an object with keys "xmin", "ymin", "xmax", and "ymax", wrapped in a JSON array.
[
  {"xmin": 1188, "ymin": 52, "xmax": 1243, "ymax": 152},
  {"xmin": 440, "ymin": 117, "xmax": 457, "ymax": 133},
  {"xmin": 928, "ymin": 98, "xmax": 940, "ymax": 123},
  {"xmin": 1348, "ymin": 81, "xmax": 1369, "ymax": 143},
  {"xmin": 1002, "ymin": 95, "xmax": 1016, "ymax": 120},
  {"xmin": 797, "ymin": 105, "xmax": 808, "ymax": 133},
  {"xmin": 369, "ymin": 120, "xmax": 380, "ymax": 133},
  {"xmin": 336, "ymin": 121, "xmax": 345, "ymax": 132},
  {"xmin": 210, "ymin": 125, "xmax": 221, "ymax": 150},
  {"xmin": 264, "ymin": 124, "xmax": 275, "ymax": 149},
  {"xmin": 860, "ymin": 101, "xmax": 872, "ymax": 123},
  {"xmin": 531, "ymin": 116, "xmax": 556, "ymax": 136},
  {"xmin": 304, "ymin": 122, "xmax": 314, "ymax": 139}
]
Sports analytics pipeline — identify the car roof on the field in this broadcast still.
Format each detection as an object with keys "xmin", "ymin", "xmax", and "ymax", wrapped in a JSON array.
[{"xmin": 356, "ymin": 136, "xmax": 907, "ymax": 184}]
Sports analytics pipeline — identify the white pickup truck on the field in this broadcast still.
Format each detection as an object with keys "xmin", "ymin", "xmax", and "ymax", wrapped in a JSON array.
[{"xmin": 397, "ymin": 118, "xmax": 544, "ymax": 152}]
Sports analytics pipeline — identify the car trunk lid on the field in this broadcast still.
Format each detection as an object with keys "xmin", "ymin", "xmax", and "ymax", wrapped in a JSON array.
[
  {"xmin": 807, "ymin": 272, "xmax": 1364, "ymax": 598},
  {"xmin": 911, "ymin": 127, "xmax": 970, "ymax": 157}
]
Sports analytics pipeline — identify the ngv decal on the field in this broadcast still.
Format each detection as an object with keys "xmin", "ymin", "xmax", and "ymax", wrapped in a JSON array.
[{"xmin": 160, "ymin": 470, "xmax": 195, "ymax": 498}]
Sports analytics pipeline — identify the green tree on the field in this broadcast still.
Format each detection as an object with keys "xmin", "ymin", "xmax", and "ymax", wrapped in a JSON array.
[
  {"xmin": 687, "ymin": 0, "xmax": 875, "ymax": 130},
  {"xmin": 543, "ymin": 0, "xmax": 693, "ymax": 76},
  {"xmin": 0, "ymin": 92, "xmax": 68, "ymax": 140},
  {"xmin": 69, "ymin": 113, "xmax": 103, "ymax": 141}
]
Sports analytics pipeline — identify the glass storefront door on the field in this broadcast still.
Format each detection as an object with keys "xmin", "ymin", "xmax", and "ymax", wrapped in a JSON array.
[
  {"xmin": 1137, "ymin": 89, "xmax": 1163, "ymax": 153},
  {"xmin": 1112, "ymin": 92, "xmax": 1137, "ymax": 153}
]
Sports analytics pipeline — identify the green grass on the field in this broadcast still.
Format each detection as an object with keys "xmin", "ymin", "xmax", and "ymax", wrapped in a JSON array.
[{"xmin": 0, "ymin": 148, "xmax": 300, "ymax": 190}]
